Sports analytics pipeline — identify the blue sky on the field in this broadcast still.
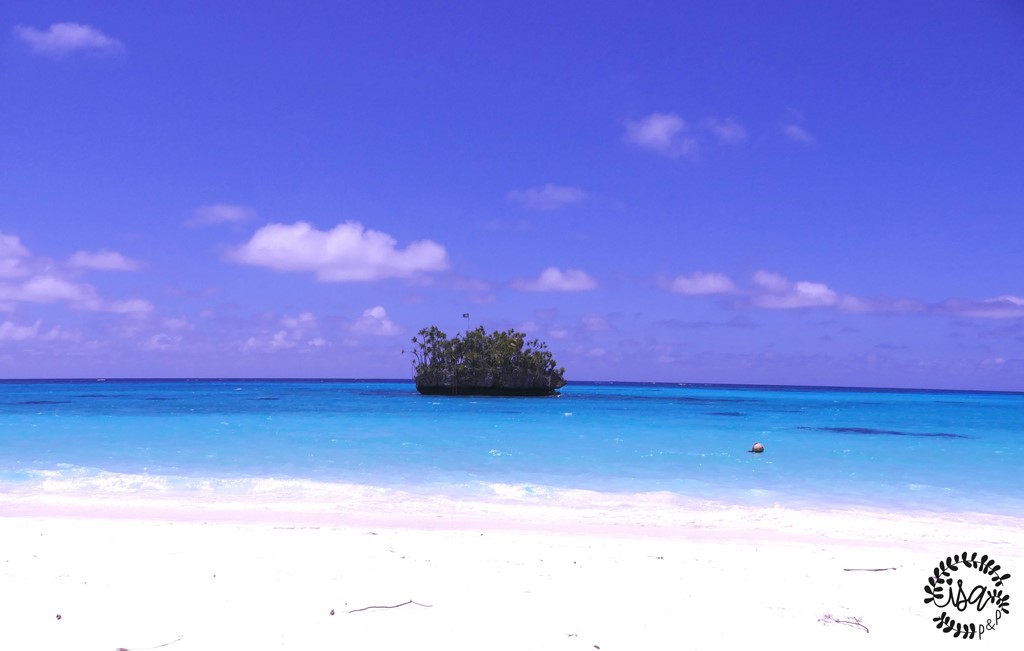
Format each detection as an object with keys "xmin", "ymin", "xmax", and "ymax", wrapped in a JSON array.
[{"xmin": 1, "ymin": 1, "xmax": 1023, "ymax": 390}]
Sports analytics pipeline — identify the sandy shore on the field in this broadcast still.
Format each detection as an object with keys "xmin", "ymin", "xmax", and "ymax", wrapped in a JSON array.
[{"xmin": 1, "ymin": 491, "xmax": 1021, "ymax": 650}]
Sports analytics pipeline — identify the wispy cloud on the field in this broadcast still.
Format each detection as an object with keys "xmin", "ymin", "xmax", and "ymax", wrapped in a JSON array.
[
  {"xmin": 351, "ymin": 306, "xmax": 400, "ymax": 336},
  {"xmin": 659, "ymin": 316, "xmax": 758, "ymax": 330},
  {"xmin": 665, "ymin": 267, "xmax": 1024, "ymax": 322},
  {"xmin": 161, "ymin": 317, "xmax": 193, "ymax": 331},
  {"xmin": 281, "ymin": 312, "xmax": 317, "ymax": 331},
  {"xmin": 68, "ymin": 250, "xmax": 143, "ymax": 271},
  {"xmin": 243, "ymin": 330, "xmax": 299, "ymax": 352},
  {"xmin": 0, "ymin": 275, "xmax": 153, "ymax": 314},
  {"xmin": 701, "ymin": 117, "xmax": 747, "ymax": 144},
  {"xmin": 141, "ymin": 317, "xmax": 193, "ymax": 350},
  {"xmin": 228, "ymin": 221, "xmax": 450, "ymax": 282},
  {"xmin": 751, "ymin": 270, "xmax": 869, "ymax": 311},
  {"xmin": 105, "ymin": 298, "xmax": 154, "ymax": 314},
  {"xmin": 512, "ymin": 267, "xmax": 597, "ymax": 292},
  {"xmin": 507, "ymin": 184, "xmax": 586, "ymax": 211},
  {"xmin": 242, "ymin": 311, "xmax": 325, "ymax": 352},
  {"xmin": 0, "ymin": 320, "xmax": 66, "ymax": 342},
  {"xmin": 624, "ymin": 112, "xmax": 751, "ymax": 158},
  {"xmin": 14, "ymin": 22, "xmax": 123, "ymax": 57},
  {"xmin": 0, "ymin": 231, "xmax": 153, "ymax": 314},
  {"xmin": 186, "ymin": 203, "xmax": 255, "ymax": 228},
  {"xmin": 581, "ymin": 313, "xmax": 611, "ymax": 331},
  {"xmin": 666, "ymin": 271, "xmax": 737, "ymax": 295},
  {"xmin": 782, "ymin": 123, "xmax": 815, "ymax": 145},
  {"xmin": 937, "ymin": 296, "xmax": 1024, "ymax": 319},
  {"xmin": 142, "ymin": 333, "xmax": 183, "ymax": 351},
  {"xmin": 623, "ymin": 112, "xmax": 695, "ymax": 158},
  {"xmin": 663, "ymin": 267, "xmax": 894, "ymax": 313},
  {"xmin": 503, "ymin": 183, "xmax": 585, "ymax": 210},
  {"xmin": 0, "ymin": 233, "xmax": 31, "ymax": 278}
]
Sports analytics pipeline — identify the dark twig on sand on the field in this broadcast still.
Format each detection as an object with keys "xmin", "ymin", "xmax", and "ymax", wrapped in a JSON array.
[
  {"xmin": 819, "ymin": 613, "xmax": 869, "ymax": 633},
  {"xmin": 346, "ymin": 600, "xmax": 433, "ymax": 614},
  {"xmin": 115, "ymin": 634, "xmax": 184, "ymax": 651},
  {"xmin": 842, "ymin": 567, "xmax": 896, "ymax": 572}
]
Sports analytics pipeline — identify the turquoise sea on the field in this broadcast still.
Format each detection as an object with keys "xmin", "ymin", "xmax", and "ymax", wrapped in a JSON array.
[{"xmin": 0, "ymin": 379, "xmax": 1021, "ymax": 515}]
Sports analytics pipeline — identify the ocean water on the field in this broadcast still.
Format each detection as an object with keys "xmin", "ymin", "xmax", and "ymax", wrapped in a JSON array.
[{"xmin": 0, "ymin": 379, "xmax": 1021, "ymax": 515}]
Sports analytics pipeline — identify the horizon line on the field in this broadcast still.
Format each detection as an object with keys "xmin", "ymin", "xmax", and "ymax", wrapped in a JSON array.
[{"xmin": 0, "ymin": 377, "xmax": 1020, "ymax": 396}]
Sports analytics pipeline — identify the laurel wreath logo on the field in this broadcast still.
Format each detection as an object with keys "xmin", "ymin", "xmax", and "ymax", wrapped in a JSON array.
[{"xmin": 923, "ymin": 551, "xmax": 1011, "ymax": 639}]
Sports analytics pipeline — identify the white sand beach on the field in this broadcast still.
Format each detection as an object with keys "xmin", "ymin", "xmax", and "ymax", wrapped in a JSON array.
[{"xmin": 1, "ymin": 490, "xmax": 1021, "ymax": 650}]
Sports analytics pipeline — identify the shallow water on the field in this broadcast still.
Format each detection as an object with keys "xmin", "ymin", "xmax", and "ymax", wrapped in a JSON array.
[{"xmin": 0, "ymin": 379, "xmax": 1020, "ymax": 515}]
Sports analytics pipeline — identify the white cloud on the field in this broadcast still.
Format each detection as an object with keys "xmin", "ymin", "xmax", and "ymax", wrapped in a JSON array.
[
  {"xmin": 518, "ymin": 320, "xmax": 540, "ymax": 334},
  {"xmin": 161, "ymin": 317, "xmax": 193, "ymax": 330},
  {"xmin": 229, "ymin": 221, "xmax": 450, "ymax": 282},
  {"xmin": 623, "ymin": 112, "xmax": 695, "ymax": 158},
  {"xmin": 242, "ymin": 311, "xmax": 331, "ymax": 352},
  {"xmin": 351, "ymin": 306, "xmax": 400, "ymax": 336},
  {"xmin": 68, "ymin": 250, "xmax": 143, "ymax": 271},
  {"xmin": 751, "ymin": 270, "xmax": 868, "ymax": 311},
  {"xmin": 752, "ymin": 270, "xmax": 792, "ymax": 293},
  {"xmin": 281, "ymin": 311, "xmax": 317, "ymax": 330},
  {"xmin": 141, "ymin": 319, "xmax": 193, "ymax": 351},
  {"xmin": 782, "ymin": 124, "xmax": 815, "ymax": 145},
  {"xmin": 582, "ymin": 314, "xmax": 610, "ymax": 331},
  {"xmin": 0, "ymin": 275, "xmax": 153, "ymax": 314},
  {"xmin": 0, "ymin": 320, "xmax": 38, "ymax": 341},
  {"xmin": 142, "ymin": 333, "xmax": 182, "ymax": 351},
  {"xmin": 0, "ymin": 320, "xmax": 64, "ymax": 342},
  {"xmin": 0, "ymin": 231, "xmax": 152, "ymax": 313},
  {"xmin": 186, "ymin": 203, "xmax": 255, "ymax": 227},
  {"xmin": 701, "ymin": 117, "xmax": 747, "ymax": 144},
  {"xmin": 512, "ymin": 267, "xmax": 597, "ymax": 292},
  {"xmin": 0, "ymin": 232, "xmax": 31, "ymax": 278},
  {"xmin": 2, "ymin": 275, "xmax": 95, "ymax": 304},
  {"xmin": 507, "ymin": 184, "xmax": 586, "ymax": 210},
  {"xmin": 243, "ymin": 330, "xmax": 297, "ymax": 352},
  {"xmin": 669, "ymin": 271, "xmax": 737, "ymax": 295},
  {"xmin": 625, "ymin": 113, "xmax": 749, "ymax": 157},
  {"xmin": 660, "ymin": 259, "xmax": 1024, "ymax": 322},
  {"xmin": 105, "ymin": 298, "xmax": 154, "ymax": 315},
  {"xmin": 938, "ymin": 296, "xmax": 1024, "ymax": 319},
  {"xmin": 989, "ymin": 295, "xmax": 1024, "ymax": 308},
  {"xmin": 14, "ymin": 22, "xmax": 123, "ymax": 57}
]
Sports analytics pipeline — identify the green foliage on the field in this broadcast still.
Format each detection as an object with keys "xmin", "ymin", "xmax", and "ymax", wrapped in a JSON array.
[{"xmin": 410, "ymin": 325, "xmax": 567, "ymax": 395}]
